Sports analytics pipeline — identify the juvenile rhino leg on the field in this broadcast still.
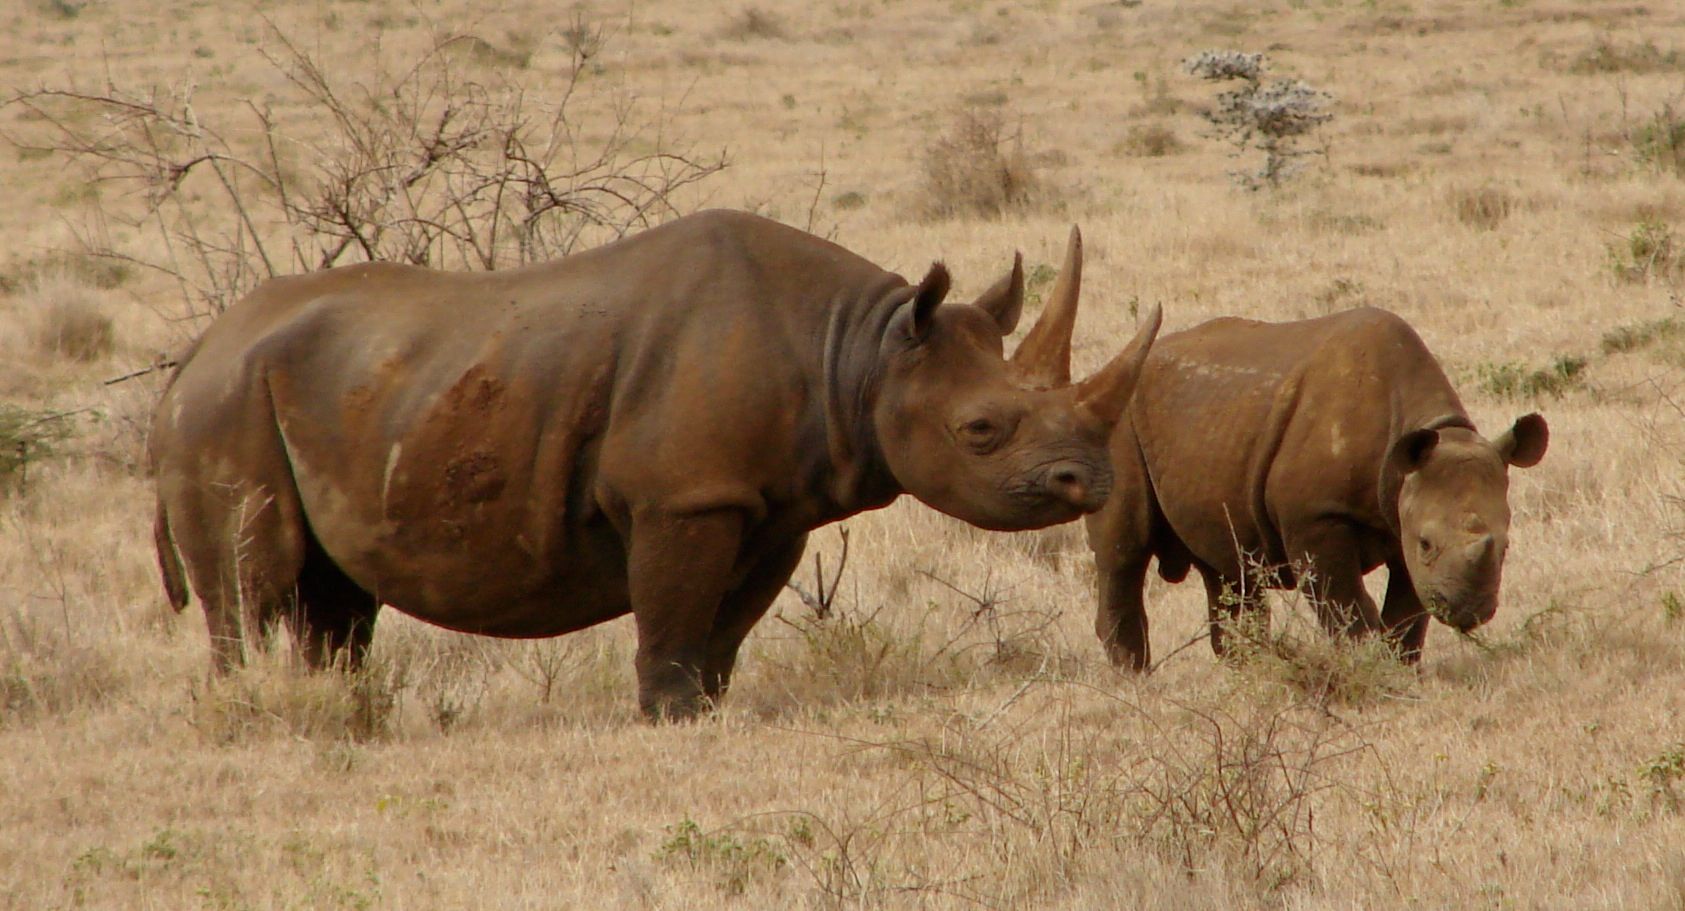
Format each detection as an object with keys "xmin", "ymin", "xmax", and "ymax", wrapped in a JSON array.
[
  {"xmin": 1380, "ymin": 558, "xmax": 1430, "ymax": 664},
  {"xmin": 1085, "ymin": 442, "xmax": 1156, "ymax": 671},
  {"xmin": 701, "ymin": 534, "xmax": 808, "ymax": 702},
  {"xmin": 1096, "ymin": 560, "xmax": 1152, "ymax": 671},
  {"xmin": 1283, "ymin": 522, "xmax": 1381, "ymax": 639},
  {"xmin": 1200, "ymin": 566, "xmax": 1263, "ymax": 659},
  {"xmin": 628, "ymin": 509, "xmax": 745, "ymax": 722},
  {"xmin": 288, "ymin": 536, "xmax": 381, "ymax": 671}
]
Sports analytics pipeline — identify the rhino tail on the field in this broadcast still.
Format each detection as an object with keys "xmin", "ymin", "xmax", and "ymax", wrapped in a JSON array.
[{"xmin": 154, "ymin": 499, "xmax": 190, "ymax": 611}]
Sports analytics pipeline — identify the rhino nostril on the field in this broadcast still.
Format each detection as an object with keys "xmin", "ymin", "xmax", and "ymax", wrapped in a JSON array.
[
  {"xmin": 1045, "ymin": 462, "xmax": 1098, "ymax": 506},
  {"xmin": 1051, "ymin": 468, "xmax": 1084, "ymax": 488}
]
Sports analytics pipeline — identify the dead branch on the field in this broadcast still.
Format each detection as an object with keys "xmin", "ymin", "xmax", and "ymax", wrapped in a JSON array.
[{"xmin": 785, "ymin": 527, "xmax": 849, "ymax": 619}]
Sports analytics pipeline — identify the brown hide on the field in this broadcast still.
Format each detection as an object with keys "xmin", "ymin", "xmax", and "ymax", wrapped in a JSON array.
[
  {"xmin": 1084, "ymin": 307, "xmax": 1547, "ymax": 670},
  {"xmin": 151, "ymin": 210, "xmax": 1160, "ymax": 719}
]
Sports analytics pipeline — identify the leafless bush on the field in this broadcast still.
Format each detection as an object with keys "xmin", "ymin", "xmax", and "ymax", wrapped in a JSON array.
[
  {"xmin": 1186, "ymin": 50, "xmax": 1333, "ymax": 189},
  {"xmin": 918, "ymin": 107, "xmax": 1047, "ymax": 220},
  {"xmin": 1, "ymin": 18, "xmax": 726, "ymax": 323},
  {"xmin": 737, "ymin": 685, "xmax": 1383, "ymax": 903}
]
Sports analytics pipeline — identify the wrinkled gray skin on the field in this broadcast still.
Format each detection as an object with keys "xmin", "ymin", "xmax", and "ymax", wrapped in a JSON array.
[
  {"xmin": 1084, "ymin": 307, "xmax": 1548, "ymax": 670},
  {"xmin": 151, "ymin": 210, "xmax": 1161, "ymax": 719}
]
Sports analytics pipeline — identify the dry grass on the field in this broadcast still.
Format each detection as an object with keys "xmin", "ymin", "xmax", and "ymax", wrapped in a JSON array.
[{"xmin": 2, "ymin": 0, "xmax": 1684, "ymax": 907}]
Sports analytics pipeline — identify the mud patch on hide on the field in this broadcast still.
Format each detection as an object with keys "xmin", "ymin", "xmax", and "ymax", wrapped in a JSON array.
[{"xmin": 445, "ymin": 450, "xmax": 506, "ymax": 504}]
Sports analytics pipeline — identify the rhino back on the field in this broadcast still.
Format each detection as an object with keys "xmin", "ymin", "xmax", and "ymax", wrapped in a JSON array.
[{"xmin": 1131, "ymin": 308, "xmax": 1465, "ymax": 574}]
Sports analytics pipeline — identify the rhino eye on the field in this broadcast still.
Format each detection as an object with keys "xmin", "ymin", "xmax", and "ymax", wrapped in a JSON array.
[
  {"xmin": 956, "ymin": 418, "xmax": 1004, "ymax": 453},
  {"xmin": 1417, "ymin": 537, "xmax": 1433, "ymax": 556}
]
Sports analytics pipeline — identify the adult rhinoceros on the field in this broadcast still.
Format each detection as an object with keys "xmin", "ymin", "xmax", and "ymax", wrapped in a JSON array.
[
  {"xmin": 152, "ymin": 210, "xmax": 1160, "ymax": 719},
  {"xmin": 1084, "ymin": 306, "xmax": 1547, "ymax": 670}
]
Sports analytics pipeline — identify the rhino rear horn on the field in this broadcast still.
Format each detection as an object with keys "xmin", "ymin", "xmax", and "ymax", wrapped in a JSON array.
[
  {"xmin": 1075, "ymin": 303, "xmax": 1162, "ymax": 428},
  {"xmin": 1010, "ymin": 225, "xmax": 1083, "ymax": 389}
]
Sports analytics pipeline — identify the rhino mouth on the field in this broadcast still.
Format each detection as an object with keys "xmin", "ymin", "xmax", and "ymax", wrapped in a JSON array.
[{"xmin": 1423, "ymin": 591, "xmax": 1498, "ymax": 632}]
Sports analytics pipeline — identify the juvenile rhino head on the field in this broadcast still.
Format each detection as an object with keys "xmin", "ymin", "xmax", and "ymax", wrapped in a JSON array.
[
  {"xmin": 874, "ymin": 228, "xmax": 1162, "ymax": 531},
  {"xmin": 1382, "ymin": 414, "xmax": 1549, "ymax": 630}
]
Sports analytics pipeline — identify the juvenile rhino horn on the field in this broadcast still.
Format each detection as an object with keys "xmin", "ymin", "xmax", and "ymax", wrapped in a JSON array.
[
  {"xmin": 1075, "ymin": 304, "xmax": 1163, "ymax": 428},
  {"xmin": 1010, "ymin": 225, "xmax": 1083, "ymax": 389}
]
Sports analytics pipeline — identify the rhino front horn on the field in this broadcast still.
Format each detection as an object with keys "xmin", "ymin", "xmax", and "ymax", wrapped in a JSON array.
[{"xmin": 1010, "ymin": 225, "xmax": 1083, "ymax": 389}]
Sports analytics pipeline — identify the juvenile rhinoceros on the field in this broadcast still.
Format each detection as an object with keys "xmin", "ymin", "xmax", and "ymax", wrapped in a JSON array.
[
  {"xmin": 1084, "ymin": 306, "xmax": 1547, "ymax": 670},
  {"xmin": 152, "ymin": 210, "xmax": 1160, "ymax": 719}
]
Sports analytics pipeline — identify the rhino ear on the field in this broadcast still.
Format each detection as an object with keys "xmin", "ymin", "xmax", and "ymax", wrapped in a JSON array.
[
  {"xmin": 972, "ymin": 252, "xmax": 1024, "ymax": 336},
  {"xmin": 1494, "ymin": 413, "xmax": 1548, "ymax": 468},
  {"xmin": 1378, "ymin": 428, "xmax": 1439, "ymax": 530},
  {"xmin": 908, "ymin": 262, "xmax": 952, "ymax": 343}
]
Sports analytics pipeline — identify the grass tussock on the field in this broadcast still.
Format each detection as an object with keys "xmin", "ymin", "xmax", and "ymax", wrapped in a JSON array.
[
  {"xmin": 917, "ymin": 107, "xmax": 1049, "ymax": 220},
  {"xmin": 1, "ymin": 607, "xmax": 127, "ymax": 724},
  {"xmin": 186, "ymin": 655, "xmax": 407, "ymax": 745},
  {"xmin": 1476, "ymin": 354, "xmax": 1589, "ymax": 401},
  {"xmin": 1602, "ymin": 316, "xmax": 1684, "ymax": 355},
  {"xmin": 1608, "ymin": 219, "xmax": 1682, "ymax": 283},
  {"xmin": 1118, "ymin": 122, "xmax": 1185, "ymax": 157},
  {"xmin": 1565, "ymin": 36, "xmax": 1685, "ymax": 75},
  {"xmin": 1449, "ymin": 183, "xmax": 1516, "ymax": 230},
  {"xmin": 1631, "ymin": 102, "xmax": 1685, "ymax": 178},
  {"xmin": 720, "ymin": 7, "xmax": 787, "ymax": 41},
  {"xmin": 29, "ymin": 278, "xmax": 115, "ymax": 362}
]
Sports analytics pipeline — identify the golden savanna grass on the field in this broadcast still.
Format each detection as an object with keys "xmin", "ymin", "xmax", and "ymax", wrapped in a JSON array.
[{"xmin": 3, "ymin": 0, "xmax": 1685, "ymax": 907}]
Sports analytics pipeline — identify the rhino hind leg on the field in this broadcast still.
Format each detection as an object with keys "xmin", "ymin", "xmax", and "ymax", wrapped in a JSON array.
[
  {"xmin": 287, "ymin": 533, "xmax": 380, "ymax": 671},
  {"xmin": 170, "ymin": 484, "xmax": 308, "ymax": 674},
  {"xmin": 701, "ymin": 534, "xmax": 808, "ymax": 703}
]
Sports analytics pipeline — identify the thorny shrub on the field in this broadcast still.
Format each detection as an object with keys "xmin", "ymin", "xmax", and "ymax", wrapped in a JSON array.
[{"xmin": 1185, "ymin": 50, "xmax": 1333, "ymax": 189}]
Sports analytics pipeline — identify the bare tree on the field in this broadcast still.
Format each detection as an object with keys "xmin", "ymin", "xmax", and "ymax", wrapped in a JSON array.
[{"xmin": 2, "ymin": 18, "xmax": 727, "ymax": 325}]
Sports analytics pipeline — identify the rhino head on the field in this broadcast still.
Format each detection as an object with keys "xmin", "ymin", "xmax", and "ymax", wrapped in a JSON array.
[
  {"xmin": 873, "ymin": 228, "xmax": 1161, "ymax": 532},
  {"xmin": 1382, "ymin": 414, "xmax": 1549, "ymax": 630}
]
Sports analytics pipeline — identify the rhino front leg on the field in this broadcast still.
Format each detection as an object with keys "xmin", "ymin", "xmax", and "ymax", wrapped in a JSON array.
[
  {"xmin": 1096, "ymin": 560, "xmax": 1152, "ymax": 670},
  {"xmin": 1284, "ymin": 522, "xmax": 1382, "ymax": 639},
  {"xmin": 1380, "ymin": 558, "xmax": 1429, "ymax": 664},
  {"xmin": 627, "ymin": 508, "xmax": 746, "ymax": 722},
  {"xmin": 701, "ymin": 534, "xmax": 808, "ymax": 702}
]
